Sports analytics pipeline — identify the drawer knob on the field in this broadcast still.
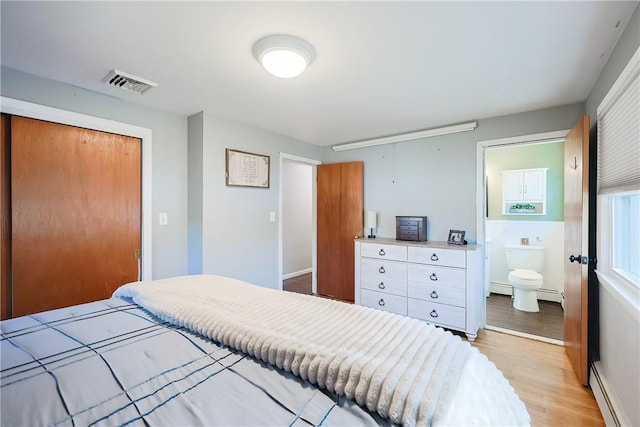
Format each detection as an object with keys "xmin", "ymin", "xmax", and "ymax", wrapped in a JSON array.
[
  {"xmin": 378, "ymin": 298, "xmax": 386, "ymax": 306},
  {"xmin": 379, "ymin": 249, "xmax": 386, "ymax": 256},
  {"xmin": 378, "ymin": 282, "xmax": 385, "ymax": 289},
  {"xmin": 379, "ymin": 266, "xmax": 386, "ymax": 274},
  {"xmin": 430, "ymin": 290, "xmax": 438, "ymax": 299},
  {"xmin": 430, "ymin": 309, "xmax": 438, "ymax": 318},
  {"xmin": 429, "ymin": 273, "xmax": 438, "ymax": 281},
  {"xmin": 430, "ymin": 253, "xmax": 439, "ymax": 261}
]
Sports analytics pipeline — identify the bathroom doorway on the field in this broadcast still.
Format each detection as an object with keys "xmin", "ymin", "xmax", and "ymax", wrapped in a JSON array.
[{"xmin": 479, "ymin": 132, "xmax": 567, "ymax": 343}]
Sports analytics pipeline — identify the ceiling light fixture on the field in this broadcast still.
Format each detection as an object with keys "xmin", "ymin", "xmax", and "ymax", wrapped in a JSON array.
[
  {"xmin": 331, "ymin": 121, "xmax": 478, "ymax": 152},
  {"xmin": 253, "ymin": 34, "xmax": 315, "ymax": 79}
]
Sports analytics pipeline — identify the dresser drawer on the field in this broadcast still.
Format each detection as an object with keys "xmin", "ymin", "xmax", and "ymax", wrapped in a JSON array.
[
  {"xmin": 408, "ymin": 299, "xmax": 465, "ymax": 330},
  {"xmin": 361, "ymin": 242, "xmax": 407, "ymax": 262},
  {"xmin": 407, "ymin": 264, "xmax": 465, "ymax": 289},
  {"xmin": 361, "ymin": 258, "xmax": 406, "ymax": 280},
  {"xmin": 407, "ymin": 282, "xmax": 465, "ymax": 307},
  {"xmin": 362, "ymin": 277, "xmax": 407, "ymax": 296},
  {"xmin": 361, "ymin": 289, "xmax": 407, "ymax": 316},
  {"xmin": 408, "ymin": 246, "xmax": 466, "ymax": 268},
  {"xmin": 361, "ymin": 270, "xmax": 407, "ymax": 297}
]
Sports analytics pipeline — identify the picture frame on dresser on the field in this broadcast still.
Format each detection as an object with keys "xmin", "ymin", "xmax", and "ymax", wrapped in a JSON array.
[{"xmin": 447, "ymin": 229, "xmax": 466, "ymax": 245}]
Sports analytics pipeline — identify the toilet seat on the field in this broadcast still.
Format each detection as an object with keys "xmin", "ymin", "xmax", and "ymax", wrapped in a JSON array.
[{"xmin": 508, "ymin": 268, "xmax": 543, "ymax": 287}]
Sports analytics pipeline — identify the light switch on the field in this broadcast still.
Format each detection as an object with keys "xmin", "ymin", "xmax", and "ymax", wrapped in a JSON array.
[
  {"xmin": 269, "ymin": 212, "xmax": 276, "ymax": 222},
  {"xmin": 159, "ymin": 212, "xmax": 168, "ymax": 225}
]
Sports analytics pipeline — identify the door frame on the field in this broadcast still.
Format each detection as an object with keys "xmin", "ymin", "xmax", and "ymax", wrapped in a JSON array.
[
  {"xmin": 475, "ymin": 130, "xmax": 569, "ymax": 339},
  {"xmin": 278, "ymin": 153, "xmax": 321, "ymax": 293},
  {"xmin": 1, "ymin": 96, "xmax": 153, "ymax": 280}
]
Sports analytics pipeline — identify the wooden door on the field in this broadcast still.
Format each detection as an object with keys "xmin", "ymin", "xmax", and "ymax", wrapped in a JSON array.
[
  {"xmin": 563, "ymin": 115, "xmax": 590, "ymax": 385},
  {"xmin": 1, "ymin": 114, "xmax": 10, "ymax": 320},
  {"xmin": 11, "ymin": 116, "xmax": 141, "ymax": 317},
  {"xmin": 317, "ymin": 162, "xmax": 363, "ymax": 301}
]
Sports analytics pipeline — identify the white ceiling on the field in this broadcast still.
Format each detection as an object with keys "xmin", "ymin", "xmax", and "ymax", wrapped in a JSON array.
[{"xmin": 1, "ymin": 1, "xmax": 637, "ymax": 146}]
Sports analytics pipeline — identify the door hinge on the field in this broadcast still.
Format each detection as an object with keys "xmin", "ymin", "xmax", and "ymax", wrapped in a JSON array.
[{"xmin": 134, "ymin": 250, "xmax": 140, "ymax": 260}]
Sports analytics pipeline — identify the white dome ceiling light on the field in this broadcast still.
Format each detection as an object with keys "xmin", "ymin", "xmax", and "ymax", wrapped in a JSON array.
[{"xmin": 253, "ymin": 35, "xmax": 316, "ymax": 79}]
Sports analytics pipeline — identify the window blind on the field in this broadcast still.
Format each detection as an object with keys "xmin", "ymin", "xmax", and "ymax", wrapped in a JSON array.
[{"xmin": 597, "ymin": 53, "xmax": 640, "ymax": 194}]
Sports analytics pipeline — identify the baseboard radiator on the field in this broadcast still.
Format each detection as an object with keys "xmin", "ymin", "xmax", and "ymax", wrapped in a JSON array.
[
  {"xmin": 489, "ymin": 282, "xmax": 562, "ymax": 303},
  {"xmin": 590, "ymin": 361, "xmax": 628, "ymax": 427}
]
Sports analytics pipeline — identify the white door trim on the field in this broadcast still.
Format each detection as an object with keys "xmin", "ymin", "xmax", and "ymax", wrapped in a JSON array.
[
  {"xmin": 278, "ymin": 153, "xmax": 321, "ymax": 293},
  {"xmin": 475, "ymin": 130, "xmax": 569, "ymax": 325},
  {"xmin": 1, "ymin": 96, "xmax": 153, "ymax": 280}
]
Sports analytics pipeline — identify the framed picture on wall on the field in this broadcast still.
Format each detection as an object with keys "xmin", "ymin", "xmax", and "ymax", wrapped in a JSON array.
[
  {"xmin": 447, "ymin": 229, "xmax": 466, "ymax": 245},
  {"xmin": 225, "ymin": 148, "xmax": 270, "ymax": 188}
]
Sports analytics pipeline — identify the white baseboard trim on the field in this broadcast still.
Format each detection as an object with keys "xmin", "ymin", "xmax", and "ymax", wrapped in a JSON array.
[
  {"xmin": 490, "ymin": 283, "xmax": 512, "ymax": 296},
  {"xmin": 590, "ymin": 361, "xmax": 629, "ymax": 427},
  {"xmin": 489, "ymin": 282, "xmax": 562, "ymax": 303},
  {"xmin": 283, "ymin": 268, "xmax": 312, "ymax": 280}
]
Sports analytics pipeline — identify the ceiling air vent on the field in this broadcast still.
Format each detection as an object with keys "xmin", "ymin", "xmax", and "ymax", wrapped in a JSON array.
[{"xmin": 104, "ymin": 69, "xmax": 158, "ymax": 94}]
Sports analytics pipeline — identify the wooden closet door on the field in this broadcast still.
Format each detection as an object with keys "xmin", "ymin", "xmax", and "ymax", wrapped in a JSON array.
[
  {"xmin": 11, "ymin": 116, "xmax": 141, "ymax": 317},
  {"xmin": 1, "ymin": 114, "xmax": 10, "ymax": 320}
]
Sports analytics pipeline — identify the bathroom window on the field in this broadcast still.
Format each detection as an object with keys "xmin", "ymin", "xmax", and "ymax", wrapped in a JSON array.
[{"xmin": 611, "ymin": 191, "xmax": 639, "ymax": 287}]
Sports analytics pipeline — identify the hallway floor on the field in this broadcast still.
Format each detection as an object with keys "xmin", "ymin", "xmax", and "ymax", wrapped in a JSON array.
[{"xmin": 283, "ymin": 273, "xmax": 312, "ymax": 295}]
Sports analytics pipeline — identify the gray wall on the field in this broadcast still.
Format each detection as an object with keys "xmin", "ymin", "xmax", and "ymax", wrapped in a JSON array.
[
  {"xmin": 322, "ymin": 103, "xmax": 584, "ymax": 243},
  {"xmin": 195, "ymin": 113, "xmax": 322, "ymax": 289},
  {"xmin": 584, "ymin": 4, "xmax": 640, "ymax": 426},
  {"xmin": 188, "ymin": 112, "xmax": 204, "ymax": 274},
  {"xmin": 1, "ymin": 66, "xmax": 189, "ymax": 280},
  {"xmin": 586, "ymin": 4, "xmax": 640, "ymax": 124}
]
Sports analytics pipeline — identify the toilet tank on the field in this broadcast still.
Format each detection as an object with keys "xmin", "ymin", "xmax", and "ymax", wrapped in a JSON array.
[{"xmin": 505, "ymin": 244, "xmax": 544, "ymax": 272}]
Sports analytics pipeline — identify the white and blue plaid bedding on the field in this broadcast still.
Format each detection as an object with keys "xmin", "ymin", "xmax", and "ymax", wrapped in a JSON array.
[{"xmin": 1, "ymin": 298, "xmax": 386, "ymax": 426}]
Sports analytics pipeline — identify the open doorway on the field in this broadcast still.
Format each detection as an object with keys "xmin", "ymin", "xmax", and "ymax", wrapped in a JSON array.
[
  {"xmin": 477, "ymin": 131, "xmax": 568, "ymax": 344},
  {"xmin": 278, "ymin": 153, "xmax": 320, "ymax": 294}
]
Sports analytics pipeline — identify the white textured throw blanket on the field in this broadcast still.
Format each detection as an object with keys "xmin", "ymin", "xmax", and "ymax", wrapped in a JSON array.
[{"xmin": 115, "ymin": 274, "xmax": 471, "ymax": 427}]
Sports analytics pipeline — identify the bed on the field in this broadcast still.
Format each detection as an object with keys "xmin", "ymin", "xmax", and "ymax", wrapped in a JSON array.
[{"xmin": 1, "ymin": 274, "xmax": 530, "ymax": 426}]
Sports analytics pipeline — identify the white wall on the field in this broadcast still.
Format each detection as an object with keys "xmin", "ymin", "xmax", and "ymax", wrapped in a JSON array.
[
  {"xmin": 282, "ymin": 161, "xmax": 312, "ymax": 277},
  {"xmin": 486, "ymin": 221, "xmax": 564, "ymax": 301},
  {"xmin": 597, "ymin": 279, "xmax": 640, "ymax": 426}
]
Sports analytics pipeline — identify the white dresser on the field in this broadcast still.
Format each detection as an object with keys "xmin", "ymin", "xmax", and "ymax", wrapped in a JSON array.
[{"xmin": 354, "ymin": 238, "xmax": 484, "ymax": 341}]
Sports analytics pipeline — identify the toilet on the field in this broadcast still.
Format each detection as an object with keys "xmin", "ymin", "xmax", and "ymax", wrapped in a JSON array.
[{"xmin": 505, "ymin": 244, "xmax": 544, "ymax": 312}]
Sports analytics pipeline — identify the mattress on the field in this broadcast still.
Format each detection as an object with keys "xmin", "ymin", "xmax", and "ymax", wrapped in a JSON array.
[{"xmin": 1, "ymin": 275, "xmax": 530, "ymax": 426}]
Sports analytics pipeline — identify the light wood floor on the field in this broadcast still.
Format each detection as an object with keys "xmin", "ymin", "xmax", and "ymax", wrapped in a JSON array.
[
  {"xmin": 469, "ymin": 329, "xmax": 604, "ymax": 426},
  {"xmin": 283, "ymin": 274, "xmax": 604, "ymax": 425}
]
